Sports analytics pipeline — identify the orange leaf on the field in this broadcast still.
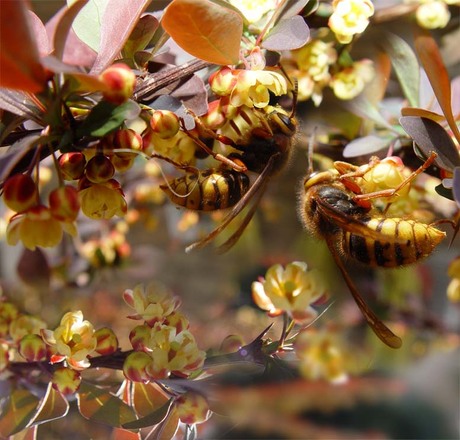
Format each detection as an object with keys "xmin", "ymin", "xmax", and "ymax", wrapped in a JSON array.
[
  {"xmin": 0, "ymin": 1, "xmax": 47, "ymax": 92},
  {"xmin": 0, "ymin": 389, "xmax": 39, "ymax": 437},
  {"xmin": 162, "ymin": 0, "xmax": 242, "ymax": 65}
]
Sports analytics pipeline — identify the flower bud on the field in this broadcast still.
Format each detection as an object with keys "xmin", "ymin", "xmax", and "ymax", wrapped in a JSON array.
[
  {"xmin": 18, "ymin": 334, "xmax": 47, "ymax": 361},
  {"xmin": 99, "ymin": 63, "xmax": 136, "ymax": 104},
  {"xmin": 123, "ymin": 351, "xmax": 152, "ymax": 382},
  {"xmin": 175, "ymin": 392, "xmax": 211, "ymax": 425},
  {"xmin": 58, "ymin": 153, "xmax": 86, "ymax": 180},
  {"xmin": 129, "ymin": 324, "xmax": 152, "ymax": 351},
  {"xmin": 49, "ymin": 186, "xmax": 80, "ymax": 221},
  {"xmin": 3, "ymin": 174, "xmax": 37, "ymax": 213},
  {"xmin": 85, "ymin": 155, "xmax": 115, "ymax": 183},
  {"xmin": 94, "ymin": 327, "xmax": 119, "ymax": 355},
  {"xmin": 52, "ymin": 367, "xmax": 81, "ymax": 394},
  {"xmin": 114, "ymin": 129, "xmax": 143, "ymax": 152},
  {"xmin": 111, "ymin": 154, "xmax": 136, "ymax": 173},
  {"xmin": 149, "ymin": 110, "xmax": 180, "ymax": 139},
  {"xmin": 209, "ymin": 67, "xmax": 237, "ymax": 96}
]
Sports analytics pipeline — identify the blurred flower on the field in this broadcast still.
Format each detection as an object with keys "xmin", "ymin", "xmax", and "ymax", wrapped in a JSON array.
[
  {"xmin": 289, "ymin": 40, "xmax": 337, "ymax": 105},
  {"xmin": 329, "ymin": 59, "xmax": 375, "ymax": 100},
  {"xmin": 9, "ymin": 315, "xmax": 47, "ymax": 343},
  {"xmin": 99, "ymin": 63, "xmax": 136, "ymax": 104},
  {"xmin": 295, "ymin": 328, "xmax": 352, "ymax": 384},
  {"xmin": 6, "ymin": 205, "xmax": 77, "ymax": 250},
  {"xmin": 228, "ymin": 0, "xmax": 278, "ymax": 24},
  {"xmin": 0, "ymin": 302, "xmax": 19, "ymax": 337},
  {"xmin": 328, "ymin": 0, "xmax": 374, "ymax": 44},
  {"xmin": 42, "ymin": 311, "xmax": 97, "ymax": 370},
  {"xmin": 123, "ymin": 282, "xmax": 181, "ymax": 326},
  {"xmin": 415, "ymin": 0, "xmax": 451, "ymax": 29},
  {"xmin": 78, "ymin": 178, "xmax": 127, "ymax": 220},
  {"xmin": 252, "ymin": 262, "xmax": 327, "ymax": 323}
]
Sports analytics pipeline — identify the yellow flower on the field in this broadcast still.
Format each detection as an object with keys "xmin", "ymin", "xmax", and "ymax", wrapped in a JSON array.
[
  {"xmin": 6, "ymin": 205, "xmax": 76, "ymax": 250},
  {"xmin": 145, "ymin": 323, "xmax": 206, "ymax": 379},
  {"xmin": 415, "ymin": 1, "xmax": 451, "ymax": 29},
  {"xmin": 252, "ymin": 262, "xmax": 327, "ymax": 323},
  {"xmin": 144, "ymin": 129, "xmax": 197, "ymax": 164},
  {"xmin": 295, "ymin": 329, "xmax": 350, "ymax": 384},
  {"xmin": 211, "ymin": 66, "xmax": 288, "ymax": 109},
  {"xmin": 358, "ymin": 157, "xmax": 410, "ymax": 202},
  {"xmin": 329, "ymin": 59, "xmax": 375, "ymax": 100},
  {"xmin": 78, "ymin": 179, "xmax": 127, "ymax": 220},
  {"xmin": 123, "ymin": 282, "xmax": 181, "ymax": 326},
  {"xmin": 329, "ymin": 0, "xmax": 374, "ymax": 44},
  {"xmin": 230, "ymin": 69, "xmax": 288, "ymax": 108},
  {"xmin": 41, "ymin": 311, "xmax": 97, "ymax": 370}
]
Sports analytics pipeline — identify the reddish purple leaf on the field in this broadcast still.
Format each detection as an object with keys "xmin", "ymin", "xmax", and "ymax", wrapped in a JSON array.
[
  {"xmin": 90, "ymin": 0, "xmax": 151, "ymax": 74},
  {"xmin": 399, "ymin": 116, "xmax": 460, "ymax": 171},
  {"xmin": 45, "ymin": 0, "xmax": 95, "ymax": 64},
  {"xmin": 262, "ymin": 16, "xmax": 310, "ymax": 51},
  {"xmin": 28, "ymin": 11, "xmax": 50, "ymax": 57}
]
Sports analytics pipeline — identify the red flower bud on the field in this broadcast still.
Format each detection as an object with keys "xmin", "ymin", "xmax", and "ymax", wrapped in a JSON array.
[
  {"xmin": 49, "ymin": 185, "xmax": 80, "ymax": 221},
  {"xmin": 18, "ymin": 334, "xmax": 47, "ymax": 361},
  {"xmin": 99, "ymin": 63, "xmax": 136, "ymax": 104},
  {"xmin": 58, "ymin": 153, "xmax": 86, "ymax": 180},
  {"xmin": 94, "ymin": 327, "xmax": 119, "ymax": 355},
  {"xmin": 149, "ymin": 110, "xmax": 180, "ymax": 139},
  {"xmin": 85, "ymin": 155, "xmax": 115, "ymax": 183},
  {"xmin": 3, "ymin": 174, "xmax": 37, "ymax": 213}
]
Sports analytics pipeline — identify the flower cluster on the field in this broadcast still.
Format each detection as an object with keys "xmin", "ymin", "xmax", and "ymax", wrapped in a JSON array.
[
  {"xmin": 123, "ymin": 282, "xmax": 205, "ymax": 381},
  {"xmin": 287, "ymin": 39, "xmax": 374, "ymax": 106},
  {"xmin": 294, "ymin": 327, "xmax": 359, "ymax": 384},
  {"xmin": 41, "ymin": 311, "xmax": 118, "ymax": 370},
  {"xmin": 252, "ymin": 261, "xmax": 327, "ymax": 323},
  {"xmin": 4, "ymin": 174, "xmax": 79, "ymax": 250}
]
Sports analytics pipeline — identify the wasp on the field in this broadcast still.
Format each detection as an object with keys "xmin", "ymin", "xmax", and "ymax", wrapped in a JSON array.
[
  {"xmin": 299, "ymin": 151, "xmax": 446, "ymax": 348},
  {"xmin": 160, "ymin": 168, "xmax": 250, "ymax": 211},
  {"xmin": 161, "ymin": 89, "xmax": 298, "ymax": 253}
]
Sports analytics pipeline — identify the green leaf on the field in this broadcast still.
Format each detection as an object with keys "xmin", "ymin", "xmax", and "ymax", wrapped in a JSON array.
[
  {"xmin": 122, "ymin": 399, "xmax": 173, "ymax": 429},
  {"xmin": 76, "ymin": 100, "xmax": 141, "ymax": 138},
  {"xmin": 161, "ymin": 0, "xmax": 243, "ymax": 65},
  {"xmin": 77, "ymin": 382, "xmax": 136, "ymax": 427},
  {"xmin": 0, "ymin": 389, "xmax": 40, "ymax": 437},
  {"xmin": 67, "ymin": 0, "xmax": 107, "ymax": 52},
  {"xmin": 30, "ymin": 383, "xmax": 69, "ymax": 425},
  {"xmin": 381, "ymin": 33, "xmax": 420, "ymax": 107}
]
